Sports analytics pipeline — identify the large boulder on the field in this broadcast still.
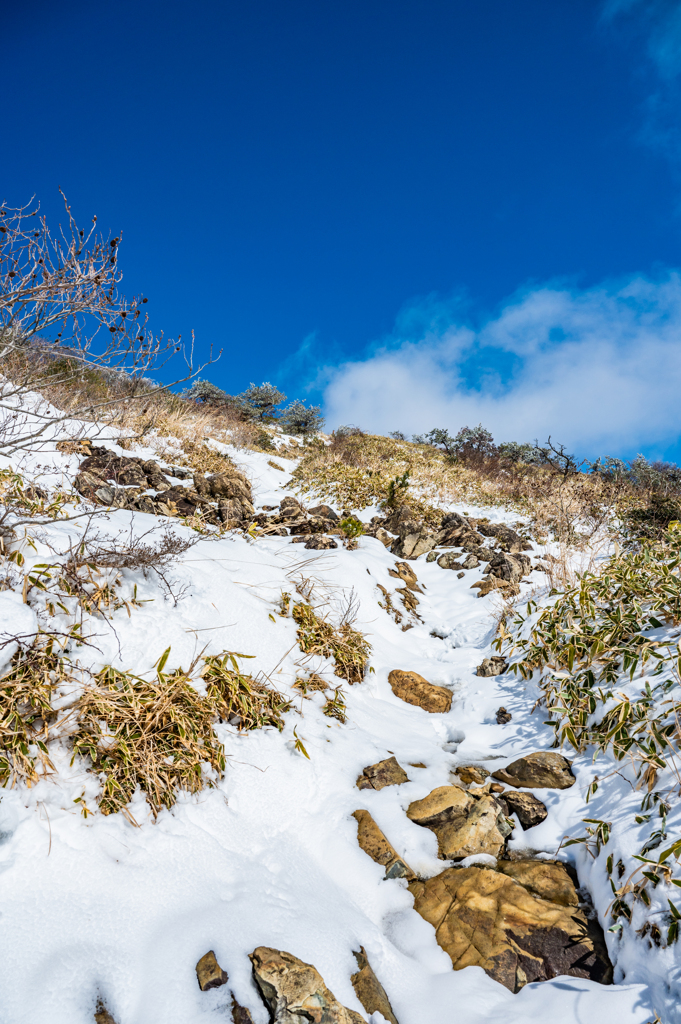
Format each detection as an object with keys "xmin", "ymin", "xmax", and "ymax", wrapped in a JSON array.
[
  {"xmin": 408, "ymin": 863, "xmax": 612, "ymax": 992},
  {"xmin": 499, "ymin": 791, "xmax": 548, "ymax": 829},
  {"xmin": 388, "ymin": 670, "xmax": 452, "ymax": 714},
  {"xmin": 407, "ymin": 784, "xmax": 510, "ymax": 860},
  {"xmin": 356, "ymin": 756, "xmax": 409, "ymax": 791},
  {"xmin": 492, "ymin": 751, "xmax": 575, "ymax": 790},
  {"xmin": 351, "ymin": 947, "xmax": 400, "ymax": 1024},
  {"xmin": 485, "ymin": 552, "xmax": 531, "ymax": 584},
  {"xmin": 391, "ymin": 524, "xmax": 437, "ymax": 560},
  {"xmin": 352, "ymin": 809, "xmax": 415, "ymax": 880},
  {"xmin": 249, "ymin": 947, "xmax": 365, "ymax": 1024}
]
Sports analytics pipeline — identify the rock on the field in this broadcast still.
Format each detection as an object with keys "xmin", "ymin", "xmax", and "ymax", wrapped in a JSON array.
[
  {"xmin": 499, "ymin": 791, "xmax": 548, "ymax": 829},
  {"xmin": 454, "ymin": 765, "xmax": 490, "ymax": 785},
  {"xmin": 196, "ymin": 950, "xmax": 229, "ymax": 991},
  {"xmin": 426, "ymin": 551, "xmax": 437, "ymax": 562},
  {"xmin": 94, "ymin": 1003, "xmax": 118, "ymax": 1024},
  {"xmin": 308, "ymin": 504, "xmax": 339, "ymax": 521},
  {"xmin": 388, "ymin": 561, "xmax": 423, "ymax": 592},
  {"xmin": 437, "ymin": 552, "xmax": 463, "ymax": 570},
  {"xmin": 352, "ymin": 809, "xmax": 415, "ymax": 880},
  {"xmin": 219, "ymin": 498, "xmax": 252, "ymax": 526},
  {"xmin": 56, "ymin": 437, "xmax": 93, "ymax": 455},
  {"xmin": 395, "ymin": 586, "xmax": 419, "ymax": 612},
  {"xmin": 461, "ymin": 554, "xmax": 480, "ymax": 569},
  {"xmin": 249, "ymin": 947, "xmax": 365, "ymax": 1024},
  {"xmin": 497, "ymin": 860, "xmax": 577, "ymax": 906},
  {"xmin": 231, "ymin": 996, "xmax": 255, "ymax": 1023},
  {"xmin": 356, "ymin": 756, "xmax": 409, "ymax": 791},
  {"xmin": 409, "ymin": 863, "xmax": 612, "ymax": 992},
  {"xmin": 492, "ymin": 751, "xmax": 575, "ymax": 789},
  {"xmin": 407, "ymin": 785, "xmax": 509, "ymax": 860},
  {"xmin": 476, "ymin": 520, "xmax": 533, "ymax": 554},
  {"xmin": 304, "ymin": 535, "xmax": 338, "ymax": 550},
  {"xmin": 496, "ymin": 706, "xmax": 512, "ymax": 724},
  {"xmin": 485, "ymin": 551, "xmax": 531, "ymax": 584},
  {"xmin": 470, "ymin": 578, "xmax": 520, "ymax": 598},
  {"xmin": 290, "ymin": 516, "xmax": 326, "ymax": 535},
  {"xmin": 208, "ymin": 471, "xmax": 252, "ymax": 503},
  {"xmin": 475, "ymin": 656, "xmax": 509, "ymax": 677},
  {"xmin": 391, "ymin": 524, "xmax": 437, "ymax": 560},
  {"xmin": 388, "ymin": 670, "xmax": 452, "ymax": 714},
  {"xmin": 280, "ymin": 496, "xmax": 304, "ymax": 517},
  {"xmin": 351, "ymin": 947, "xmax": 399, "ymax": 1024},
  {"xmin": 457, "ymin": 571, "xmax": 465, "ymax": 578},
  {"xmin": 374, "ymin": 528, "xmax": 393, "ymax": 548}
]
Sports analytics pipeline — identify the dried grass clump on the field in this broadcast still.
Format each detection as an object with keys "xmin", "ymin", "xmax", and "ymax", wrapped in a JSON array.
[
  {"xmin": 0, "ymin": 633, "xmax": 71, "ymax": 786},
  {"xmin": 72, "ymin": 655, "xmax": 227, "ymax": 818},
  {"xmin": 292, "ymin": 602, "xmax": 370, "ymax": 684},
  {"xmin": 201, "ymin": 652, "xmax": 291, "ymax": 730}
]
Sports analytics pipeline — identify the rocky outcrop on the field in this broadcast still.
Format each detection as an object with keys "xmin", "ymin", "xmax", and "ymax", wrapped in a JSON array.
[
  {"xmin": 499, "ymin": 791, "xmax": 548, "ymax": 829},
  {"xmin": 408, "ymin": 862, "xmax": 612, "ymax": 992},
  {"xmin": 388, "ymin": 670, "xmax": 452, "ymax": 714},
  {"xmin": 351, "ymin": 947, "xmax": 400, "ymax": 1024},
  {"xmin": 475, "ymin": 656, "xmax": 509, "ymax": 677},
  {"xmin": 249, "ymin": 947, "xmax": 365, "ymax": 1024},
  {"xmin": 407, "ymin": 784, "xmax": 511, "ymax": 860},
  {"xmin": 492, "ymin": 752, "xmax": 575, "ymax": 790},
  {"xmin": 352, "ymin": 809, "xmax": 415, "ymax": 880},
  {"xmin": 196, "ymin": 950, "xmax": 229, "ymax": 991},
  {"xmin": 356, "ymin": 756, "xmax": 409, "ymax": 791}
]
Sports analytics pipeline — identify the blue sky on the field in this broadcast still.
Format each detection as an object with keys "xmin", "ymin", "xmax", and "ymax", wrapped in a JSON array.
[{"xmin": 5, "ymin": 0, "xmax": 681, "ymax": 459}]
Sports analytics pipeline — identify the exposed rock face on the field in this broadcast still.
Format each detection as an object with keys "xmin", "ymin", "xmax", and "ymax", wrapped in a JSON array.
[
  {"xmin": 196, "ymin": 950, "xmax": 229, "ymax": 991},
  {"xmin": 497, "ymin": 860, "xmax": 577, "ymax": 906},
  {"xmin": 356, "ymin": 756, "xmax": 409, "ymax": 791},
  {"xmin": 249, "ymin": 947, "xmax": 365, "ymax": 1024},
  {"xmin": 499, "ymin": 791, "xmax": 548, "ymax": 829},
  {"xmin": 388, "ymin": 670, "xmax": 452, "ymax": 714},
  {"xmin": 407, "ymin": 784, "xmax": 510, "ymax": 860},
  {"xmin": 492, "ymin": 752, "xmax": 575, "ymax": 790},
  {"xmin": 352, "ymin": 809, "xmax": 415, "ymax": 880},
  {"xmin": 351, "ymin": 947, "xmax": 400, "ymax": 1024},
  {"xmin": 475, "ymin": 656, "xmax": 509, "ymax": 677},
  {"xmin": 408, "ymin": 863, "xmax": 612, "ymax": 992}
]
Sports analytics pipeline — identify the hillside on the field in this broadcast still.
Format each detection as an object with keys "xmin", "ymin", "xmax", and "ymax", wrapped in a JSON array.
[{"xmin": 0, "ymin": 393, "xmax": 677, "ymax": 1024}]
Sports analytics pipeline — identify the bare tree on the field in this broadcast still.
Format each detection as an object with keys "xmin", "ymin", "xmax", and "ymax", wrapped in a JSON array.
[{"xmin": 0, "ymin": 192, "xmax": 218, "ymax": 455}]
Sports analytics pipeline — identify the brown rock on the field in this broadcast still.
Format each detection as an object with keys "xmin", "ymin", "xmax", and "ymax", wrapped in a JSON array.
[
  {"xmin": 496, "ymin": 706, "xmax": 512, "ymax": 724},
  {"xmin": 196, "ymin": 950, "xmax": 229, "ymax": 991},
  {"xmin": 407, "ymin": 785, "xmax": 510, "ymax": 860},
  {"xmin": 437, "ymin": 552, "xmax": 464, "ymax": 570},
  {"xmin": 388, "ymin": 670, "xmax": 452, "ymax": 714},
  {"xmin": 351, "ymin": 947, "xmax": 399, "ymax": 1024},
  {"xmin": 500, "ymin": 791, "xmax": 548, "ymax": 829},
  {"xmin": 356, "ymin": 755, "xmax": 409, "ymax": 791},
  {"xmin": 231, "ymin": 997, "xmax": 255, "ymax": 1023},
  {"xmin": 391, "ymin": 524, "xmax": 437, "ymax": 560},
  {"xmin": 486, "ymin": 551, "xmax": 531, "ymax": 584},
  {"xmin": 454, "ymin": 765, "xmax": 490, "ymax": 785},
  {"xmin": 492, "ymin": 751, "xmax": 575, "ymax": 790},
  {"xmin": 249, "ymin": 947, "xmax": 365, "ymax": 1024},
  {"xmin": 476, "ymin": 656, "xmax": 509, "ymax": 677},
  {"xmin": 304, "ymin": 535, "xmax": 338, "ymax": 550},
  {"xmin": 209, "ymin": 471, "xmax": 252, "ymax": 503},
  {"xmin": 476, "ymin": 521, "xmax": 532, "ymax": 554},
  {"xmin": 395, "ymin": 586, "xmax": 419, "ymax": 612},
  {"xmin": 94, "ymin": 1003, "xmax": 117, "ymax": 1024},
  {"xmin": 408, "ymin": 864, "xmax": 612, "ymax": 992},
  {"xmin": 470, "ymin": 578, "xmax": 520, "ymax": 598},
  {"xmin": 352, "ymin": 809, "xmax": 415, "ymax": 880},
  {"xmin": 308, "ymin": 504, "xmax": 340, "ymax": 521},
  {"xmin": 497, "ymin": 860, "xmax": 577, "ymax": 906},
  {"xmin": 388, "ymin": 561, "xmax": 423, "ymax": 592}
]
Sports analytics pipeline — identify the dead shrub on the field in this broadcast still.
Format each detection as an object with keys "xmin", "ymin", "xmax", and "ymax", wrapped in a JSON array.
[
  {"xmin": 200, "ymin": 652, "xmax": 292, "ymax": 730},
  {"xmin": 292, "ymin": 602, "xmax": 370, "ymax": 684}
]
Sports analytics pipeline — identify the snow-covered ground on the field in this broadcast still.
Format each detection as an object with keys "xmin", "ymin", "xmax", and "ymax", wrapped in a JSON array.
[{"xmin": 0, "ymin": 421, "xmax": 669, "ymax": 1024}]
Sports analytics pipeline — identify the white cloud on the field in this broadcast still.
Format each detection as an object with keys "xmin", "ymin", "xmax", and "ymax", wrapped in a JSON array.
[{"xmin": 321, "ymin": 273, "xmax": 681, "ymax": 457}]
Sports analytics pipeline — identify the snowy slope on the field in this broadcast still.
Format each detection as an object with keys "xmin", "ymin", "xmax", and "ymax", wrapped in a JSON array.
[{"xmin": 0, "ymin": 426, "xmax": 666, "ymax": 1024}]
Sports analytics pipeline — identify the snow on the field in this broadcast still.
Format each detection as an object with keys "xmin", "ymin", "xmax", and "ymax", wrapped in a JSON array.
[{"xmin": 0, "ymin": 413, "xmax": 666, "ymax": 1024}]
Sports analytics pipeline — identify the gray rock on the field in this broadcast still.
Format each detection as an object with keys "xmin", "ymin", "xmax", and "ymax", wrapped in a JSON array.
[
  {"xmin": 437, "ymin": 552, "xmax": 463, "ymax": 570},
  {"xmin": 499, "ymin": 791, "xmax": 548, "ymax": 829},
  {"xmin": 250, "ymin": 947, "xmax": 365, "ymax": 1024},
  {"xmin": 356, "ymin": 755, "xmax": 409, "ymax": 791},
  {"xmin": 475, "ymin": 656, "xmax": 509, "ymax": 677}
]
